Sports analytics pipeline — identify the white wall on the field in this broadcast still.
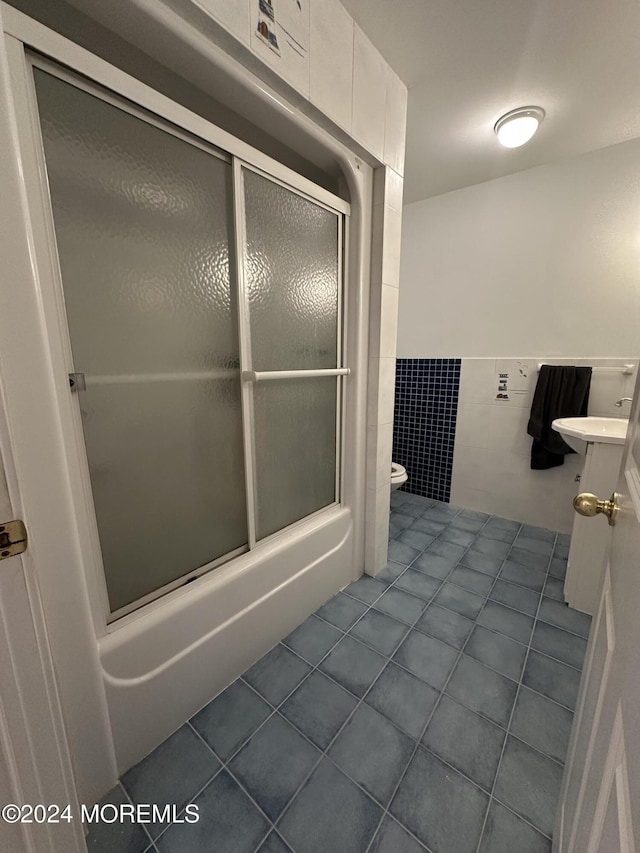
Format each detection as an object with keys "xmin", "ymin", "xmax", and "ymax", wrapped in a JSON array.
[
  {"xmin": 398, "ymin": 138, "xmax": 640, "ymax": 359},
  {"xmin": 397, "ymin": 139, "xmax": 640, "ymax": 529},
  {"xmin": 451, "ymin": 357, "xmax": 636, "ymax": 532}
]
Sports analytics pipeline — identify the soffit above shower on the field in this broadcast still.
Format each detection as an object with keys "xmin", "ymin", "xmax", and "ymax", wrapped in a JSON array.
[{"xmin": 341, "ymin": 0, "xmax": 640, "ymax": 203}]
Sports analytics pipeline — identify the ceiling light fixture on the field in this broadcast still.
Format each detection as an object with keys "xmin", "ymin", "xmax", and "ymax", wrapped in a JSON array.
[{"xmin": 494, "ymin": 106, "xmax": 545, "ymax": 148}]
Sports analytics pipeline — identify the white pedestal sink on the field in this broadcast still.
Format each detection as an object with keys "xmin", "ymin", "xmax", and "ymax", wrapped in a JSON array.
[{"xmin": 551, "ymin": 417, "xmax": 628, "ymax": 614}]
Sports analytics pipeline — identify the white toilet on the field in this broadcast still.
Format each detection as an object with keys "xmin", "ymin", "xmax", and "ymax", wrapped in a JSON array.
[{"xmin": 391, "ymin": 462, "xmax": 408, "ymax": 490}]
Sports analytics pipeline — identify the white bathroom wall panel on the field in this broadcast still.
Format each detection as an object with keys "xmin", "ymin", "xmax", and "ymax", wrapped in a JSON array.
[
  {"xmin": 351, "ymin": 25, "xmax": 386, "ymax": 161},
  {"xmin": 309, "ymin": 0, "xmax": 353, "ymax": 132},
  {"xmin": 450, "ymin": 358, "xmax": 638, "ymax": 532},
  {"xmin": 398, "ymin": 138, "xmax": 640, "ymax": 359}
]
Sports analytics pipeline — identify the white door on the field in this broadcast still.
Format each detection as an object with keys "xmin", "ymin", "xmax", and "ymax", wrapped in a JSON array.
[{"xmin": 556, "ymin": 381, "xmax": 640, "ymax": 851}]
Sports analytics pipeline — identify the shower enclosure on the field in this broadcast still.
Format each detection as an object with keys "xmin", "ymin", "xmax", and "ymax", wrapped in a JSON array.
[
  {"xmin": 32, "ymin": 60, "xmax": 348, "ymax": 620},
  {"xmin": 2, "ymin": 5, "xmax": 367, "ymax": 796}
]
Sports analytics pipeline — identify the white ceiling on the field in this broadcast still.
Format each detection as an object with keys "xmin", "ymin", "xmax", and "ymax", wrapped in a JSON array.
[{"xmin": 341, "ymin": 0, "xmax": 640, "ymax": 204}]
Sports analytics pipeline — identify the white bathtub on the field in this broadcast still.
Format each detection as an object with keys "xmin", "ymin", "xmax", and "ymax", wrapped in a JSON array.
[{"xmin": 99, "ymin": 506, "xmax": 355, "ymax": 773}]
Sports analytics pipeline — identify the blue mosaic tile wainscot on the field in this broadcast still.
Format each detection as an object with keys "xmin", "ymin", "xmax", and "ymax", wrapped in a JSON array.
[{"xmin": 393, "ymin": 359, "xmax": 461, "ymax": 502}]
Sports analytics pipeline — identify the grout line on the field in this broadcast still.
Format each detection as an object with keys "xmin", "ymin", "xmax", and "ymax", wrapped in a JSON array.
[{"xmin": 473, "ymin": 530, "xmax": 559, "ymax": 853}]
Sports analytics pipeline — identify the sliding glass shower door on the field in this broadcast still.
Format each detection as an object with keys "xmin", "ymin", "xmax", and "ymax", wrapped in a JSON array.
[{"xmin": 31, "ymin": 62, "xmax": 346, "ymax": 619}]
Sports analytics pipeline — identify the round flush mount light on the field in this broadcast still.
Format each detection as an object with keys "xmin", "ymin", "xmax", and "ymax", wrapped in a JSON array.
[{"xmin": 494, "ymin": 106, "xmax": 545, "ymax": 148}]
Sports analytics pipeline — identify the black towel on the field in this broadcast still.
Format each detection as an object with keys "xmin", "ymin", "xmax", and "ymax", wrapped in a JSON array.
[{"xmin": 527, "ymin": 365, "xmax": 592, "ymax": 469}]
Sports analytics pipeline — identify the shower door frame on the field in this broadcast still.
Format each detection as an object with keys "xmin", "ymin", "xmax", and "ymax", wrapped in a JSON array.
[
  {"xmin": 0, "ymin": 0, "xmax": 370, "ymax": 809},
  {"xmin": 18, "ymin": 50, "xmax": 351, "ymax": 623}
]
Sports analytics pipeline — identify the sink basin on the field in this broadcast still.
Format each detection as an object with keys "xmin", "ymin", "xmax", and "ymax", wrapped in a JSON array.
[{"xmin": 552, "ymin": 417, "xmax": 629, "ymax": 453}]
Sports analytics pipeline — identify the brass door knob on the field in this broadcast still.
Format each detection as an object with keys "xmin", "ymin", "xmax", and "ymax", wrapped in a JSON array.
[{"xmin": 573, "ymin": 492, "xmax": 619, "ymax": 526}]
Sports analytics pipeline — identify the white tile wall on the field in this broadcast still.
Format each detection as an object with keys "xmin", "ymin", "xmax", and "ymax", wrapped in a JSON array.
[
  {"xmin": 351, "ymin": 25, "xmax": 387, "ymax": 161},
  {"xmin": 309, "ymin": 0, "xmax": 354, "ymax": 131},
  {"xmin": 450, "ymin": 357, "xmax": 638, "ymax": 532},
  {"xmin": 195, "ymin": 0, "xmax": 251, "ymax": 45},
  {"xmin": 383, "ymin": 67, "xmax": 407, "ymax": 176}
]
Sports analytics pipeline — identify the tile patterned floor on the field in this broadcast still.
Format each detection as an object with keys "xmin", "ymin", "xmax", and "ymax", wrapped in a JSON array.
[{"xmin": 90, "ymin": 494, "xmax": 590, "ymax": 853}]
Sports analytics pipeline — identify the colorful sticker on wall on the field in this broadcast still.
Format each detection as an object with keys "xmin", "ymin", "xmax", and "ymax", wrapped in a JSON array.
[
  {"xmin": 493, "ymin": 361, "xmax": 531, "ymax": 401},
  {"xmin": 255, "ymin": 0, "xmax": 308, "ymax": 60}
]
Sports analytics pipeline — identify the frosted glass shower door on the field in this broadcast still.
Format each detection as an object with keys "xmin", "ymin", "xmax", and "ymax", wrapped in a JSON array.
[
  {"xmin": 240, "ymin": 167, "xmax": 344, "ymax": 540},
  {"xmin": 33, "ymin": 67, "xmax": 248, "ymax": 616}
]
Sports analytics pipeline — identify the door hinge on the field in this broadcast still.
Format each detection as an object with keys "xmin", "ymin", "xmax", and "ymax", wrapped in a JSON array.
[{"xmin": 0, "ymin": 520, "xmax": 27, "ymax": 559}]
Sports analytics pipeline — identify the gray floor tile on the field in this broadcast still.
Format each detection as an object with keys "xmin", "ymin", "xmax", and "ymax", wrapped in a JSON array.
[
  {"xmin": 434, "ymin": 582, "xmax": 485, "ymax": 620},
  {"xmin": 499, "ymin": 560, "xmax": 547, "ymax": 593},
  {"xmin": 229, "ymin": 715, "xmax": 320, "ymax": 820},
  {"xmin": 278, "ymin": 758, "xmax": 382, "ymax": 853},
  {"xmin": 329, "ymin": 704, "xmax": 413, "ymax": 806},
  {"xmin": 156, "ymin": 770, "xmax": 269, "ymax": 853},
  {"xmin": 258, "ymin": 832, "xmax": 293, "ymax": 853},
  {"xmin": 350, "ymin": 609, "xmax": 409, "ymax": 656},
  {"xmin": 388, "ymin": 521, "xmax": 403, "ymax": 540},
  {"xmin": 494, "ymin": 736, "xmax": 563, "ymax": 837},
  {"xmin": 390, "ymin": 748, "xmax": 488, "ymax": 853},
  {"xmin": 450, "ymin": 515, "xmax": 486, "ymax": 533},
  {"xmin": 416, "ymin": 603, "xmax": 474, "ymax": 649},
  {"xmin": 548, "ymin": 556, "xmax": 568, "ymax": 580},
  {"xmin": 478, "ymin": 600, "xmax": 534, "ymax": 644},
  {"xmin": 389, "ymin": 512, "xmax": 414, "ymax": 530},
  {"xmin": 532, "ymin": 621, "xmax": 587, "ymax": 670},
  {"xmin": 319, "ymin": 636, "xmax": 386, "ymax": 697},
  {"xmin": 425, "ymin": 503, "xmax": 460, "ymax": 522},
  {"xmin": 465, "ymin": 625, "xmax": 527, "ymax": 682},
  {"xmin": 479, "ymin": 800, "xmax": 551, "ymax": 853},
  {"xmin": 523, "ymin": 651, "xmax": 581, "ymax": 710},
  {"xmin": 490, "ymin": 579, "xmax": 540, "ymax": 616},
  {"xmin": 393, "ymin": 629, "xmax": 459, "ymax": 689},
  {"xmin": 508, "ymin": 548, "xmax": 550, "ymax": 573},
  {"xmin": 365, "ymin": 662, "xmax": 439, "ymax": 740},
  {"xmin": 244, "ymin": 644, "xmax": 311, "ymax": 706},
  {"xmin": 481, "ymin": 524, "xmax": 519, "ymax": 544},
  {"xmin": 411, "ymin": 552, "xmax": 456, "ymax": 579},
  {"xmin": 282, "ymin": 615, "xmax": 343, "ymax": 665},
  {"xmin": 543, "ymin": 576, "xmax": 565, "ymax": 602},
  {"xmin": 460, "ymin": 548, "xmax": 504, "ymax": 577},
  {"xmin": 280, "ymin": 671, "xmax": 357, "ymax": 749},
  {"xmin": 387, "ymin": 540, "xmax": 421, "ymax": 567},
  {"xmin": 511, "ymin": 687, "xmax": 574, "ymax": 764},
  {"xmin": 410, "ymin": 517, "xmax": 446, "ymax": 536},
  {"xmin": 402, "ymin": 501, "xmax": 431, "ymax": 518},
  {"xmin": 556, "ymin": 532, "xmax": 571, "ymax": 548},
  {"xmin": 369, "ymin": 816, "xmax": 427, "ymax": 853},
  {"xmin": 461, "ymin": 509, "xmax": 491, "ymax": 521},
  {"xmin": 554, "ymin": 541, "xmax": 570, "ymax": 559},
  {"xmin": 449, "ymin": 565, "xmax": 495, "ymax": 596},
  {"xmin": 398, "ymin": 529, "xmax": 435, "ymax": 551},
  {"xmin": 427, "ymin": 539, "xmax": 467, "ymax": 562},
  {"xmin": 486, "ymin": 517, "xmax": 521, "ymax": 533},
  {"xmin": 513, "ymin": 535, "xmax": 554, "ymax": 557},
  {"xmin": 471, "ymin": 536, "xmax": 511, "ymax": 560},
  {"xmin": 446, "ymin": 656, "xmax": 518, "ymax": 727},
  {"xmin": 316, "ymin": 593, "xmax": 368, "ymax": 630},
  {"xmin": 122, "ymin": 725, "xmax": 220, "ymax": 838},
  {"xmin": 374, "ymin": 588, "xmax": 426, "ymax": 625},
  {"xmin": 439, "ymin": 526, "xmax": 477, "ymax": 548},
  {"xmin": 538, "ymin": 597, "xmax": 592, "ymax": 638},
  {"xmin": 521, "ymin": 524, "xmax": 556, "ymax": 542},
  {"xmin": 191, "ymin": 679, "xmax": 271, "ymax": 761},
  {"xmin": 85, "ymin": 785, "xmax": 151, "ymax": 853},
  {"xmin": 422, "ymin": 695, "xmax": 506, "ymax": 791},
  {"xmin": 393, "ymin": 569, "xmax": 441, "ymax": 601},
  {"xmin": 345, "ymin": 576, "xmax": 388, "ymax": 605},
  {"xmin": 377, "ymin": 561, "xmax": 406, "ymax": 583}
]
